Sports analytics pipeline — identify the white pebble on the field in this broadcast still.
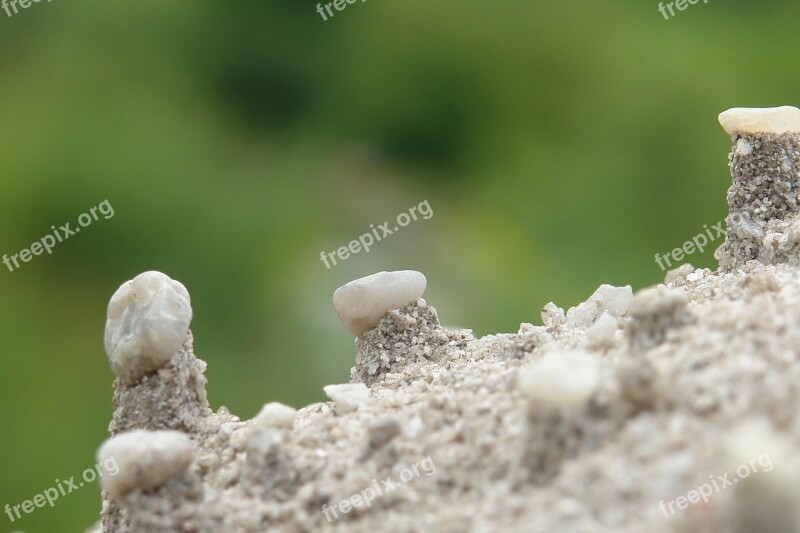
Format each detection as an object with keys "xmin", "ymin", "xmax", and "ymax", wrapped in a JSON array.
[
  {"xmin": 96, "ymin": 430, "xmax": 194, "ymax": 499},
  {"xmin": 333, "ymin": 270, "xmax": 427, "ymax": 336},
  {"xmin": 735, "ymin": 138, "xmax": 753, "ymax": 156},
  {"xmin": 566, "ymin": 284, "xmax": 633, "ymax": 328},
  {"xmin": 586, "ymin": 312, "xmax": 618, "ymax": 349},
  {"xmin": 104, "ymin": 271, "xmax": 192, "ymax": 384},
  {"xmin": 686, "ymin": 270, "xmax": 705, "ymax": 282},
  {"xmin": 252, "ymin": 402, "xmax": 297, "ymax": 430},
  {"xmin": 518, "ymin": 350, "xmax": 599, "ymax": 407},
  {"xmin": 664, "ymin": 263, "xmax": 695, "ymax": 285},
  {"xmin": 718, "ymin": 106, "xmax": 800, "ymax": 135},
  {"xmin": 323, "ymin": 383, "xmax": 370, "ymax": 414},
  {"xmin": 541, "ymin": 302, "xmax": 566, "ymax": 327}
]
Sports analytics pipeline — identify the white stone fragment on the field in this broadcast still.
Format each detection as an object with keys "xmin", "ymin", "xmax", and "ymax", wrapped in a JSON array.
[
  {"xmin": 518, "ymin": 350, "xmax": 600, "ymax": 407},
  {"xmin": 718, "ymin": 106, "xmax": 800, "ymax": 135},
  {"xmin": 323, "ymin": 383, "xmax": 370, "ymax": 414},
  {"xmin": 97, "ymin": 430, "xmax": 194, "ymax": 499},
  {"xmin": 252, "ymin": 402, "xmax": 297, "ymax": 430},
  {"xmin": 586, "ymin": 312, "xmax": 617, "ymax": 349},
  {"xmin": 541, "ymin": 302, "xmax": 566, "ymax": 327},
  {"xmin": 104, "ymin": 271, "xmax": 193, "ymax": 384},
  {"xmin": 333, "ymin": 270, "xmax": 427, "ymax": 336},
  {"xmin": 685, "ymin": 270, "xmax": 704, "ymax": 283},
  {"xmin": 566, "ymin": 284, "xmax": 633, "ymax": 328},
  {"xmin": 665, "ymin": 263, "xmax": 695, "ymax": 285},
  {"xmin": 735, "ymin": 138, "xmax": 753, "ymax": 156}
]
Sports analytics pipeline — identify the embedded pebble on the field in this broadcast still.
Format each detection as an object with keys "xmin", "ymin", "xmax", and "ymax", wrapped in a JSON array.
[
  {"xmin": 566, "ymin": 284, "xmax": 633, "ymax": 328},
  {"xmin": 97, "ymin": 430, "xmax": 194, "ymax": 499},
  {"xmin": 323, "ymin": 383, "xmax": 370, "ymax": 414},
  {"xmin": 518, "ymin": 350, "xmax": 599, "ymax": 407},
  {"xmin": 586, "ymin": 312, "xmax": 618, "ymax": 349},
  {"xmin": 541, "ymin": 302, "xmax": 566, "ymax": 327},
  {"xmin": 333, "ymin": 270, "xmax": 427, "ymax": 336},
  {"xmin": 665, "ymin": 263, "xmax": 695, "ymax": 284},
  {"xmin": 252, "ymin": 402, "xmax": 297, "ymax": 430},
  {"xmin": 104, "ymin": 271, "xmax": 192, "ymax": 384},
  {"xmin": 718, "ymin": 106, "xmax": 800, "ymax": 135}
]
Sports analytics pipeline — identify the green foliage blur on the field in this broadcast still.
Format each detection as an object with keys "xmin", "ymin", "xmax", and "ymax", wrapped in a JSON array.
[{"xmin": 1, "ymin": 0, "xmax": 799, "ymax": 530}]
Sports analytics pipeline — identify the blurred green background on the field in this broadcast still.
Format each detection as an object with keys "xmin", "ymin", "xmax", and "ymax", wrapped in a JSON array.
[{"xmin": 1, "ymin": 0, "xmax": 799, "ymax": 530}]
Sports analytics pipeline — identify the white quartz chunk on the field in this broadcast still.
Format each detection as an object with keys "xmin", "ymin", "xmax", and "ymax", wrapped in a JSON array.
[
  {"xmin": 97, "ymin": 430, "xmax": 194, "ymax": 499},
  {"xmin": 333, "ymin": 270, "xmax": 427, "ymax": 336},
  {"xmin": 518, "ymin": 350, "xmax": 599, "ymax": 407},
  {"xmin": 719, "ymin": 106, "xmax": 800, "ymax": 135},
  {"xmin": 104, "ymin": 271, "xmax": 193, "ymax": 384},
  {"xmin": 566, "ymin": 284, "xmax": 633, "ymax": 328},
  {"xmin": 587, "ymin": 312, "xmax": 618, "ymax": 349},
  {"xmin": 323, "ymin": 383, "xmax": 370, "ymax": 414},
  {"xmin": 252, "ymin": 402, "xmax": 297, "ymax": 430}
]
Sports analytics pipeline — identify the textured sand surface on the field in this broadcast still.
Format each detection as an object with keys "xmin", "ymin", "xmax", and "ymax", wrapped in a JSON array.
[{"xmin": 91, "ymin": 114, "xmax": 800, "ymax": 532}]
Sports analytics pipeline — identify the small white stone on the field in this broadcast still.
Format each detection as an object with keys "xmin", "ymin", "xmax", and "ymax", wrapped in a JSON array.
[
  {"xmin": 586, "ymin": 312, "xmax": 617, "ymax": 349},
  {"xmin": 104, "ymin": 271, "xmax": 192, "ymax": 384},
  {"xmin": 518, "ymin": 350, "xmax": 599, "ymax": 407},
  {"xmin": 735, "ymin": 138, "xmax": 753, "ymax": 156},
  {"xmin": 541, "ymin": 302, "xmax": 566, "ymax": 327},
  {"xmin": 718, "ymin": 106, "xmax": 800, "ymax": 135},
  {"xmin": 333, "ymin": 270, "xmax": 427, "ymax": 336},
  {"xmin": 686, "ymin": 270, "xmax": 705, "ymax": 282},
  {"xmin": 592, "ymin": 284, "xmax": 634, "ymax": 316},
  {"xmin": 96, "ymin": 430, "xmax": 194, "ymax": 499},
  {"xmin": 566, "ymin": 284, "xmax": 633, "ymax": 328},
  {"xmin": 323, "ymin": 383, "xmax": 370, "ymax": 414},
  {"xmin": 252, "ymin": 402, "xmax": 297, "ymax": 430},
  {"xmin": 665, "ymin": 263, "xmax": 695, "ymax": 284}
]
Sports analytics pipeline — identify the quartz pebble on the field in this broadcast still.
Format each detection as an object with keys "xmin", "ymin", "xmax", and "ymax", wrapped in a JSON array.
[
  {"xmin": 565, "ymin": 284, "xmax": 633, "ymax": 328},
  {"xmin": 252, "ymin": 402, "xmax": 297, "ymax": 430},
  {"xmin": 333, "ymin": 270, "xmax": 427, "ymax": 336},
  {"xmin": 664, "ymin": 263, "xmax": 695, "ymax": 285},
  {"xmin": 97, "ymin": 430, "xmax": 194, "ymax": 499},
  {"xmin": 541, "ymin": 302, "xmax": 566, "ymax": 327},
  {"xmin": 718, "ymin": 106, "xmax": 800, "ymax": 135},
  {"xmin": 586, "ymin": 312, "xmax": 618, "ymax": 349},
  {"xmin": 323, "ymin": 383, "xmax": 370, "ymax": 414},
  {"xmin": 518, "ymin": 350, "xmax": 599, "ymax": 407},
  {"xmin": 104, "ymin": 271, "xmax": 193, "ymax": 384}
]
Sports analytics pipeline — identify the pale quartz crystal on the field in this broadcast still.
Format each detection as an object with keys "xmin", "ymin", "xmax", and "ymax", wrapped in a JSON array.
[
  {"xmin": 323, "ymin": 383, "xmax": 370, "ymax": 414},
  {"xmin": 252, "ymin": 402, "xmax": 297, "ymax": 430},
  {"xmin": 518, "ymin": 350, "xmax": 600, "ymax": 407},
  {"xmin": 541, "ymin": 302, "xmax": 566, "ymax": 327},
  {"xmin": 104, "ymin": 271, "xmax": 193, "ymax": 384},
  {"xmin": 664, "ymin": 263, "xmax": 695, "ymax": 285},
  {"xmin": 718, "ymin": 106, "xmax": 800, "ymax": 135},
  {"xmin": 586, "ymin": 312, "xmax": 618, "ymax": 349},
  {"xmin": 97, "ymin": 430, "xmax": 194, "ymax": 499},
  {"xmin": 566, "ymin": 284, "xmax": 633, "ymax": 328},
  {"xmin": 333, "ymin": 270, "xmax": 427, "ymax": 336}
]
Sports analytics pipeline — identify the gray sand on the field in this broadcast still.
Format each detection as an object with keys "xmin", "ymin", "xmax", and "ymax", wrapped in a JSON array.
[{"xmin": 91, "ymin": 125, "xmax": 800, "ymax": 533}]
